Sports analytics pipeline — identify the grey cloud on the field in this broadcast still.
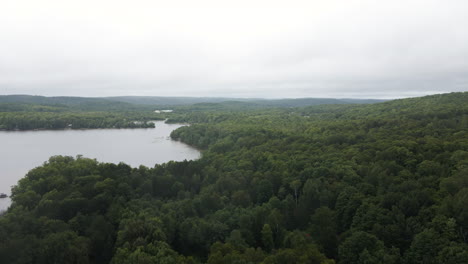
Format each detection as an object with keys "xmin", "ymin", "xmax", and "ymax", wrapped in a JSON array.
[{"xmin": 0, "ymin": 0, "xmax": 467, "ymax": 98}]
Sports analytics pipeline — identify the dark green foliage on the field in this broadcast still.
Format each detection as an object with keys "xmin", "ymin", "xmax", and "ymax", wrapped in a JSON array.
[
  {"xmin": 0, "ymin": 96, "xmax": 163, "ymax": 130},
  {"xmin": 0, "ymin": 111, "xmax": 160, "ymax": 130},
  {"xmin": 0, "ymin": 92, "xmax": 467, "ymax": 263},
  {"xmin": 338, "ymin": 231, "xmax": 399, "ymax": 264},
  {"xmin": 261, "ymin": 224, "xmax": 274, "ymax": 252}
]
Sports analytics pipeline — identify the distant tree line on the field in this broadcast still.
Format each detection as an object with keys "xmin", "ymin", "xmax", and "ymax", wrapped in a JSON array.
[
  {"xmin": 0, "ymin": 102, "xmax": 163, "ymax": 130},
  {"xmin": 0, "ymin": 112, "xmax": 159, "ymax": 130}
]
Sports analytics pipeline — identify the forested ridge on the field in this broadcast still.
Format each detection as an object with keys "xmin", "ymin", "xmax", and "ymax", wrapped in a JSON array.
[
  {"xmin": 0, "ymin": 95, "xmax": 384, "ymax": 108},
  {"xmin": 0, "ymin": 92, "xmax": 467, "ymax": 263},
  {"xmin": 0, "ymin": 99, "xmax": 160, "ymax": 130},
  {"xmin": 0, "ymin": 95, "xmax": 380, "ymax": 131},
  {"xmin": 0, "ymin": 112, "xmax": 159, "ymax": 130},
  {"xmin": 0, "ymin": 95, "xmax": 384, "ymax": 130}
]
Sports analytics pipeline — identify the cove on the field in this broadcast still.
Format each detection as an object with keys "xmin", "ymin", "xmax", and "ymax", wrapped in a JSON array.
[{"xmin": 0, "ymin": 121, "xmax": 200, "ymax": 211}]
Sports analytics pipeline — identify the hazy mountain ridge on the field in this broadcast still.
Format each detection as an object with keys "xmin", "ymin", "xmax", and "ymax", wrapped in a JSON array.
[{"xmin": 0, "ymin": 94, "xmax": 386, "ymax": 108}]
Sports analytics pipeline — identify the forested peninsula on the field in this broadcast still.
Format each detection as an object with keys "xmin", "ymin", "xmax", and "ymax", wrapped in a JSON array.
[
  {"xmin": 0, "ymin": 96, "xmax": 160, "ymax": 130},
  {"xmin": 0, "ymin": 92, "xmax": 467, "ymax": 263}
]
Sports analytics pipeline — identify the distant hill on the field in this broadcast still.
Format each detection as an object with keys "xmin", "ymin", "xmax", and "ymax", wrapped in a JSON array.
[
  {"xmin": 108, "ymin": 96, "xmax": 385, "ymax": 107},
  {"xmin": 106, "ymin": 96, "xmax": 235, "ymax": 106},
  {"xmin": 0, "ymin": 95, "xmax": 385, "ymax": 109},
  {"xmin": 0, "ymin": 95, "xmax": 146, "ymax": 112},
  {"xmin": 305, "ymin": 92, "xmax": 468, "ymax": 119},
  {"xmin": 0, "ymin": 95, "xmax": 108, "ymax": 105}
]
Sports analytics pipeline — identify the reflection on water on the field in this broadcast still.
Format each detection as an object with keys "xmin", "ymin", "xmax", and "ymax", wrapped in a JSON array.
[{"xmin": 0, "ymin": 121, "xmax": 200, "ymax": 211}]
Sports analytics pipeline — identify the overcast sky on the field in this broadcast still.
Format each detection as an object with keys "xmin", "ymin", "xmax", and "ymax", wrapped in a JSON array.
[{"xmin": 0, "ymin": 0, "xmax": 467, "ymax": 98}]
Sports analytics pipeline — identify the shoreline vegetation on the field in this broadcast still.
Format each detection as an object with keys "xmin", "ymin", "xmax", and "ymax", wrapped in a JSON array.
[
  {"xmin": 0, "ymin": 112, "xmax": 162, "ymax": 131},
  {"xmin": 0, "ymin": 92, "xmax": 467, "ymax": 263}
]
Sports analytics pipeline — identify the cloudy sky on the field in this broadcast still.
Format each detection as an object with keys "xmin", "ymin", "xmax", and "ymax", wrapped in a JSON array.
[{"xmin": 0, "ymin": 0, "xmax": 467, "ymax": 98}]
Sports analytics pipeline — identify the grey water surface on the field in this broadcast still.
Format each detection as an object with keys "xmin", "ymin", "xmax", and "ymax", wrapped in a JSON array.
[{"xmin": 0, "ymin": 121, "xmax": 200, "ymax": 211}]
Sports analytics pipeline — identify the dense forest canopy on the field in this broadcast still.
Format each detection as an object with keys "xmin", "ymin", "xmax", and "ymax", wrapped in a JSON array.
[
  {"xmin": 0, "ymin": 92, "xmax": 467, "ymax": 263},
  {"xmin": 0, "ymin": 95, "xmax": 382, "ymax": 130},
  {"xmin": 0, "ymin": 96, "xmax": 159, "ymax": 130}
]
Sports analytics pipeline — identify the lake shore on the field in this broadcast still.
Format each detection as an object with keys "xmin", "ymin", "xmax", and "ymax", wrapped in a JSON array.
[{"xmin": 0, "ymin": 121, "xmax": 200, "ymax": 211}]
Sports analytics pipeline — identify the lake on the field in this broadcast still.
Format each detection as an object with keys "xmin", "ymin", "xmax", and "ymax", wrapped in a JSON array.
[{"xmin": 0, "ymin": 121, "xmax": 200, "ymax": 211}]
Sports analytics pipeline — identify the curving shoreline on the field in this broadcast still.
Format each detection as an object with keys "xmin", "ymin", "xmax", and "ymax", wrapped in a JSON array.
[{"xmin": 0, "ymin": 121, "xmax": 200, "ymax": 212}]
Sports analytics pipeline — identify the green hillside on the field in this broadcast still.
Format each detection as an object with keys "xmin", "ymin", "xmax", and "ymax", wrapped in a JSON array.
[
  {"xmin": 0, "ymin": 95, "xmax": 384, "ymax": 130},
  {"xmin": 0, "ymin": 92, "xmax": 467, "ymax": 263},
  {"xmin": 0, "ymin": 96, "xmax": 160, "ymax": 130}
]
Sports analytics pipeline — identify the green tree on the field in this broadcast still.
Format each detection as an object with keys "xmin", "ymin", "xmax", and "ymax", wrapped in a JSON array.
[{"xmin": 262, "ymin": 224, "xmax": 274, "ymax": 252}]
